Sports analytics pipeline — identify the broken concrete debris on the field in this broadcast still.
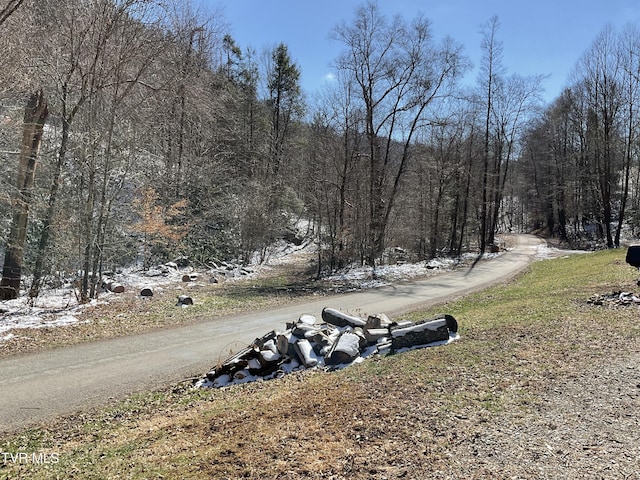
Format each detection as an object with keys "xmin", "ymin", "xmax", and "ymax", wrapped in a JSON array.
[
  {"xmin": 587, "ymin": 290, "xmax": 640, "ymax": 307},
  {"xmin": 196, "ymin": 308, "xmax": 459, "ymax": 388}
]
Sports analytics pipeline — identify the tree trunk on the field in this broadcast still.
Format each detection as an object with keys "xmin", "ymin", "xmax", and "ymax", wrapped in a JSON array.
[
  {"xmin": 293, "ymin": 338, "xmax": 319, "ymax": 368},
  {"xmin": 101, "ymin": 279, "xmax": 124, "ymax": 293},
  {"xmin": 321, "ymin": 307, "xmax": 366, "ymax": 328},
  {"xmin": 390, "ymin": 314, "xmax": 457, "ymax": 352},
  {"xmin": 1, "ymin": 92, "xmax": 48, "ymax": 299},
  {"xmin": 0, "ymin": 0, "xmax": 25, "ymax": 26},
  {"xmin": 325, "ymin": 331, "xmax": 362, "ymax": 365},
  {"xmin": 29, "ymin": 83, "xmax": 78, "ymax": 298},
  {"xmin": 456, "ymin": 126, "xmax": 475, "ymax": 257}
]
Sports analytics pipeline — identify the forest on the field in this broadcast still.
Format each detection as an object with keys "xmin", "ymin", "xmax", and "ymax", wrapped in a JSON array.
[{"xmin": 1, "ymin": 0, "xmax": 640, "ymax": 302}]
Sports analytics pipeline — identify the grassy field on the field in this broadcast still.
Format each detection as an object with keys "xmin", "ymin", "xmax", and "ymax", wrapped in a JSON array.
[{"xmin": 2, "ymin": 248, "xmax": 640, "ymax": 479}]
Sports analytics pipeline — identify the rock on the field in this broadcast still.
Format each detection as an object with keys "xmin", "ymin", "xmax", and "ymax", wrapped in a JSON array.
[{"xmin": 177, "ymin": 295, "xmax": 193, "ymax": 306}]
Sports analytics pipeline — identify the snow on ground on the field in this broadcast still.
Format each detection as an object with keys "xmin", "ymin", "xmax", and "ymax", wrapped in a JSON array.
[
  {"xmin": 0, "ymin": 256, "xmax": 273, "ymax": 344},
  {"xmin": 323, "ymin": 252, "xmax": 504, "ymax": 290},
  {"xmin": 0, "ymin": 238, "xmax": 587, "ymax": 343},
  {"xmin": 324, "ymin": 258, "xmax": 460, "ymax": 290},
  {"xmin": 0, "ymin": 266, "xmax": 186, "ymax": 343},
  {"xmin": 0, "ymin": 289, "xmax": 93, "ymax": 341},
  {"xmin": 533, "ymin": 243, "xmax": 590, "ymax": 259}
]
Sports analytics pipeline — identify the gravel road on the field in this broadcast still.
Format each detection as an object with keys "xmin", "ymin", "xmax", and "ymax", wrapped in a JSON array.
[{"xmin": 0, "ymin": 234, "xmax": 545, "ymax": 433}]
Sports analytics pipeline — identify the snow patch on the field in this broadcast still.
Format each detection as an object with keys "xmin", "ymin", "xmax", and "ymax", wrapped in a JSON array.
[
  {"xmin": 0, "ymin": 307, "xmax": 87, "ymax": 337},
  {"xmin": 325, "ymin": 256, "xmax": 464, "ymax": 290},
  {"xmin": 534, "ymin": 244, "xmax": 589, "ymax": 259}
]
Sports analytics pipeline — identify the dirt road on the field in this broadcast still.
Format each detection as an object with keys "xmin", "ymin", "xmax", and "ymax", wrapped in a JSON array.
[{"xmin": 0, "ymin": 234, "xmax": 546, "ymax": 433}]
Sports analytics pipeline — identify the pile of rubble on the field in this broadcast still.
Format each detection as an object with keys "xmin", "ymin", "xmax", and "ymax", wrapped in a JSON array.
[
  {"xmin": 196, "ymin": 308, "xmax": 459, "ymax": 388},
  {"xmin": 587, "ymin": 291, "xmax": 640, "ymax": 307}
]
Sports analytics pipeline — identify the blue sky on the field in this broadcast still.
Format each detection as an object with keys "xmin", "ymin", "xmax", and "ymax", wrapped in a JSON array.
[{"xmin": 205, "ymin": 0, "xmax": 640, "ymax": 104}]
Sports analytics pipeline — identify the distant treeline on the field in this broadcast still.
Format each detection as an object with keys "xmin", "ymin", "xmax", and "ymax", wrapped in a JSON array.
[{"xmin": 1, "ymin": 0, "xmax": 638, "ymax": 301}]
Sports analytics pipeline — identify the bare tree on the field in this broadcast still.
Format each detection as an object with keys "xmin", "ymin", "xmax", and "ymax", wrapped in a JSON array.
[
  {"xmin": 306, "ymin": 72, "xmax": 365, "ymax": 272},
  {"xmin": 615, "ymin": 23, "xmax": 640, "ymax": 246},
  {"xmin": 477, "ymin": 16, "xmax": 504, "ymax": 255},
  {"xmin": 520, "ymin": 92, "xmax": 574, "ymax": 241},
  {"xmin": 476, "ymin": 16, "xmax": 543, "ymax": 254},
  {"xmin": 332, "ymin": 0, "xmax": 467, "ymax": 266},
  {"xmin": 29, "ymin": 0, "xmax": 167, "ymax": 299},
  {"xmin": 572, "ymin": 26, "xmax": 623, "ymax": 248},
  {"xmin": 488, "ymin": 73, "xmax": 544, "ymax": 242},
  {"xmin": 0, "ymin": 0, "xmax": 24, "ymax": 26}
]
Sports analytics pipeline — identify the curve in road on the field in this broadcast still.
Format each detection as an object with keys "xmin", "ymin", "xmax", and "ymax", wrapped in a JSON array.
[{"xmin": 0, "ymin": 234, "xmax": 545, "ymax": 433}]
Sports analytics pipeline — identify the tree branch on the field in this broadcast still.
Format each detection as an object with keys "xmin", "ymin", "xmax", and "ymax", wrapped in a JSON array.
[{"xmin": 0, "ymin": 0, "xmax": 24, "ymax": 27}]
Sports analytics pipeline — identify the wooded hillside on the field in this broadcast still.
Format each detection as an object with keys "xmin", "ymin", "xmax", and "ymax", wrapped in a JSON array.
[{"xmin": 1, "ymin": 0, "xmax": 639, "ymax": 302}]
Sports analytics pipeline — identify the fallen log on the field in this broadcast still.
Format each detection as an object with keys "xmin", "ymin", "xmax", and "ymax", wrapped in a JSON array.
[
  {"xmin": 444, "ymin": 313, "xmax": 458, "ymax": 333},
  {"xmin": 259, "ymin": 349, "xmax": 281, "ymax": 364},
  {"xmin": 207, "ymin": 334, "xmax": 283, "ymax": 381},
  {"xmin": 293, "ymin": 338, "xmax": 319, "ymax": 368},
  {"xmin": 326, "ymin": 332, "xmax": 362, "ymax": 365},
  {"xmin": 140, "ymin": 287, "xmax": 153, "ymax": 297},
  {"xmin": 258, "ymin": 340, "xmax": 278, "ymax": 356},
  {"xmin": 276, "ymin": 331, "xmax": 296, "ymax": 357},
  {"xmin": 366, "ymin": 313, "xmax": 392, "ymax": 329},
  {"xmin": 101, "ymin": 280, "xmax": 124, "ymax": 294},
  {"xmin": 352, "ymin": 327, "xmax": 370, "ymax": 351},
  {"xmin": 253, "ymin": 333, "xmax": 282, "ymax": 370},
  {"xmin": 182, "ymin": 273, "xmax": 198, "ymax": 282},
  {"xmin": 376, "ymin": 340, "xmax": 393, "ymax": 356},
  {"xmin": 292, "ymin": 323, "xmax": 320, "ymax": 338},
  {"xmin": 390, "ymin": 314, "xmax": 457, "ymax": 352},
  {"xmin": 252, "ymin": 330, "xmax": 278, "ymax": 350},
  {"xmin": 321, "ymin": 307, "xmax": 366, "ymax": 328},
  {"xmin": 247, "ymin": 357, "xmax": 262, "ymax": 372},
  {"xmin": 206, "ymin": 346, "xmax": 254, "ymax": 380},
  {"xmin": 298, "ymin": 313, "xmax": 316, "ymax": 325},
  {"xmin": 247, "ymin": 354, "xmax": 280, "ymax": 377},
  {"xmin": 307, "ymin": 330, "xmax": 333, "ymax": 348},
  {"xmin": 363, "ymin": 327, "xmax": 389, "ymax": 345},
  {"xmin": 201, "ymin": 310, "xmax": 459, "ymax": 388}
]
